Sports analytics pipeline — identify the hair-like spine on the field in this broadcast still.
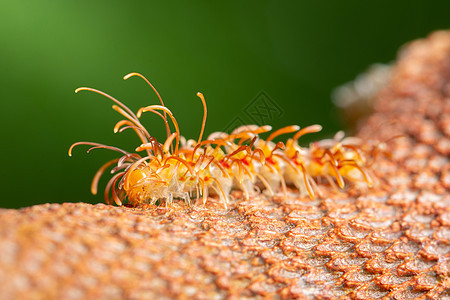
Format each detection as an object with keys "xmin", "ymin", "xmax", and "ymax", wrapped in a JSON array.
[{"xmin": 69, "ymin": 73, "xmax": 378, "ymax": 209}]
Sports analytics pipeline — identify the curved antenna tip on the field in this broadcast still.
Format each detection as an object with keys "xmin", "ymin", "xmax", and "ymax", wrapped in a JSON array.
[
  {"xmin": 197, "ymin": 92, "xmax": 204, "ymax": 97},
  {"xmin": 123, "ymin": 72, "xmax": 140, "ymax": 80},
  {"xmin": 74, "ymin": 87, "xmax": 85, "ymax": 93},
  {"xmin": 68, "ymin": 144, "xmax": 75, "ymax": 156},
  {"xmin": 123, "ymin": 73, "xmax": 134, "ymax": 80}
]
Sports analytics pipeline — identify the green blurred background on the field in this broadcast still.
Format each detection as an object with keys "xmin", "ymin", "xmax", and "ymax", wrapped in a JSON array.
[{"xmin": 1, "ymin": 1, "xmax": 448, "ymax": 208}]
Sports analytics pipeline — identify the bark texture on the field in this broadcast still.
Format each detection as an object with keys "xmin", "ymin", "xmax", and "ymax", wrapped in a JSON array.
[{"xmin": 1, "ymin": 31, "xmax": 449, "ymax": 299}]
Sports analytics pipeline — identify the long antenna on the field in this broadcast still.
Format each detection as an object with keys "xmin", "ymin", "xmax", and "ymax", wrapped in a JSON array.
[{"xmin": 196, "ymin": 92, "xmax": 207, "ymax": 145}]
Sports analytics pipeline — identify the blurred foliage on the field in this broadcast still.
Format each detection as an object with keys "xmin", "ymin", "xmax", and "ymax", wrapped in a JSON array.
[{"xmin": 0, "ymin": 1, "xmax": 448, "ymax": 208}]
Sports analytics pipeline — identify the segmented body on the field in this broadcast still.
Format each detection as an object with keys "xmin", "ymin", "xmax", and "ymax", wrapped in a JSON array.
[{"xmin": 69, "ymin": 73, "xmax": 378, "ymax": 208}]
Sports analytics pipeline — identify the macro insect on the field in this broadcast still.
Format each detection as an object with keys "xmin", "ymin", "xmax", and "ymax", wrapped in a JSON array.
[{"xmin": 69, "ymin": 73, "xmax": 377, "ymax": 208}]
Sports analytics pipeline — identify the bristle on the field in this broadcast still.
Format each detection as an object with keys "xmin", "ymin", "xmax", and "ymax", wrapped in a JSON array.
[
  {"xmin": 91, "ymin": 158, "xmax": 120, "ymax": 195},
  {"xmin": 123, "ymin": 72, "xmax": 170, "ymax": 139},
  {"xmin": 138, "ymin": 105, "xmax": 181, "ymax": 155},
  {"xmin": 196, "ymin": 92, "xmax": 208, "ymax": 145},
  {"xmin": 266, "ymin": 125, "xmax": 300, "ymax": 142}
]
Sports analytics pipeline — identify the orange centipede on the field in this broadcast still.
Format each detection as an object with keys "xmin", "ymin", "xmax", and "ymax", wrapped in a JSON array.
[{"xmin": 69, "ymin": 72, "xmax": 379, "ymax": 209}]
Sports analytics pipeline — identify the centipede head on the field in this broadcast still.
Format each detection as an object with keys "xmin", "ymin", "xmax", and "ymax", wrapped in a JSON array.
[{"xmin": 122, "ymin": 163, "xmax": 168, "ymax": 205}]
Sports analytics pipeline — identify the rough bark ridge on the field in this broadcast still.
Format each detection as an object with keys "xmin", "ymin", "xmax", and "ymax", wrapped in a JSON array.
[{"xmin": 1, "ymin": 31, "xmax": 449, "ymax": 300}]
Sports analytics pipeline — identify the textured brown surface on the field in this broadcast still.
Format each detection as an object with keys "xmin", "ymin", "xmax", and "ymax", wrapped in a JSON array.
[{"xmin": 1, "ymin": 31, "xmax": 449, "ymax": 299}]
